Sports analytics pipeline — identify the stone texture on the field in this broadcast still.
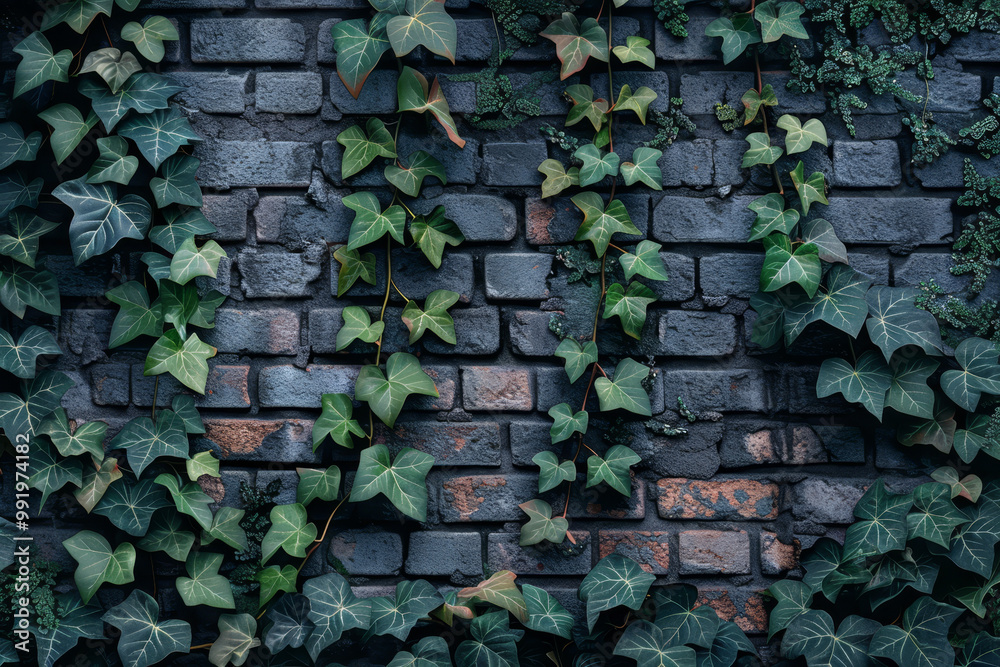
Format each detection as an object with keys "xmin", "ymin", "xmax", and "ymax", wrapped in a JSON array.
[
  {"xmin": 191, "ymin": 19, "xmax": 305, "ymax": 63},
  {"xmin": 679, "ymin": 531, "xmax": 751, "ymax": 575}
]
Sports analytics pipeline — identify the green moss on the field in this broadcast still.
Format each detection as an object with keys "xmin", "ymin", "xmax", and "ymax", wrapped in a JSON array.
[
  {"xmin": 646, "ymin": 100, "xmax": 697, "ymax": 149},
  {"xmin": 960, "ymin": 93, "xmax": 1000, "ymax": 159},
  {"xmin": 1, "ymin": 550, "xmax": 60, "ymax": 633},
  {"xmin": 904, "ymin": 112, "xmax": 956, "ymax": 166},
  {"xmin": 654, "ymin": 0, "xmax": 690, "ymax": 37}
]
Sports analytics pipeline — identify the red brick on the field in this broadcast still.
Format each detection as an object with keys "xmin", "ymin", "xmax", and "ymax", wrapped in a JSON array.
[
  {"xmin": 697, "ymin": 588, "xmax": 768, "ymax": 634},
  {"xmin": 678, "ymin": 530, "xmax": 750, "ymax": 574},
  {"xmin": 656, "ymin": 478, "xmax": 779, "ymax": 520},
  {"xmin": 598, "ymin": 531, "xmax": 670, "ymax": 573},
  {"xmin": 760, "ymin": 531, "xmax": 800, "ymax": 575},
  {"xmin": 462, "ymin": 366, "xmax": 534, "ymax": 411}
]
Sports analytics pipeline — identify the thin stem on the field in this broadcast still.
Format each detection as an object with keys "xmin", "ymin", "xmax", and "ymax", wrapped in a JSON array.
[
  {"xmin": 190, "ymin": 643, "xmax": 214, "ymax": 651},
  {"xmin": 607, "ymin": 2, "xmax": 615, "ymax": 155},
  {"xmin": 754, "ymin": 51, "xmax": 784, "ymax": 194},
  {"xmin": 608, "ymin": 243, "xmax": 627, "ymax": 254},
  {"xmin": 391, "ymin": 278, "xmax": 409, "ymax": 302},
  {"xmin": 590, "ymin": 253, "xmax": 608, "ymax": 343},
  {"xmin": 297, "ymin": 496, "xmax": 349, "ymax": 574},
  {"xmin": 376, "ymin": 236, "xmax": 392, "ymax": 366},
  {"xmin": 399, "ymin": 200, "xmax": 415, "ymax": 217},
  {"xmin": 150, "ymin": 376, "xmax": 159, "ymax": 419}
]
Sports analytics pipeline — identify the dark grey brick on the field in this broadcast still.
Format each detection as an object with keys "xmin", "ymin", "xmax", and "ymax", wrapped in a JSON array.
[
  {"xmin": 849, "ymin": 251, "xmax": 889, "ymax": 285},
  {"xmin": 195, "ymin": 141, "xmax": 315, "ymax": 188},
  {"xmin": 406, "ymin": 532, "xmax": 482, "ymax": 577},
  {"xmin": 526, "ymin": 194, "xmax": 649, "ymax": 245},
  {"xmin": 915, "ymin": 152, "xmax": 1000, "ymax": 189},
  {"xmin": 653, "ymin": 195, "xmax": 754, "ymax": 243},
  {"xmin": 203, "ymin": 190, "xmax": 254, "ymax": 242},
  {"xmin": 655, "ymin": 15, "xmax": 718, "ymax": 61},
  {"xmin": 509, "ymin": 310, "xmax": 560, "ymax": 357},
  {"xmin": 91, "ymin": 364, "xmax": 130, "ymax": 406},
  {"xmin": 191, "ymin": 19, "xmax": 305, "ymax": 63},
  {"xmin": 485, "ymin": 253, "xmax": 553, "ymax": 301},
  {"xmin": 832, "ymin": 140, "xmax": 901, "ymax": 187},
  {"xmin": 328, "ymin": 529, "xmax": 403, "ymax": 575},
  {"xmin": 329, "ymin": 70, "xmax": 397, "ymax": 115},
  {"xmin": 172, "ymin": 71, "xmax": 249, "ymax": 114},
  {"xmin": 894, "ymin": 252, "xmax": 989, "ymax": 296},
  {"xmin": 320, "ymin": 139, "xmax": 390, "ymax": 187},
  {"xmin": 132, "ymin": 364, "xmax": 251, "ymax": 409},
  {"xmin": 238, "ymin": 248, "xmax": 322, "ymax": 298},
  {"xmin": 898, "ymin": 65, "xmax": 981, "ymax": 113},
  {"xmin": 482, "ymin": 143, "xmax": 548, "ymax": 186},
  {"xmin": 636, "ymin": 422, "xmax": 722, "ymax": 479},
  {"xmin": 824, "ymin": 197, "xmax": 953, "ymax": 245},
  {"xmin": 679, "ymin": 72, "xmax": 753, "ymax": 115},
  {"xmin": 712, "ymin": 140, "xmax": 747, "ymax": 187},
  {"xmin": 648, "ymin": 252, "xmax": 696, "ymax": 302},
  {"xmin": 425, "ymin": 307, "xmax": 501, "ymax": 355},
  {"xmin": 658, "ymin": 311, "xmax": 736, "ymax": 357},
  {"xmin": 453, "ymin": 18, "xmax": 495, "ymax": 61},
  {"xmin": 793, "ymin": 478, "xmax": 867, "ymax": 524},
  {"xmin": 412, "ymin": 194, "xmax": 515, "ymax": 242},
  {"xmin": 949, "ymin": 31, "xmax": 1000, "ymax": 62},
  {"xmin": 398, "ymin": 133, "xmax": 479, "ymax": 185},
  {"xmin": 45, "ymin": 256, "xmax": 112, "ymax": 297},
  {"xmin": 258, "ymin": 364, "xmax": 455, "ymax": 410},
  {"xmin": 662, "ymin": 369, "xmax": 770, "ymax": 413},
  {"xmin": 488, "ymin": 532, "xmax": 593, "ymax": 575},
  {"xmin": 508, "ymin": 421, "xmax": 553, "ymax": 467},
  {"xmin": 373, "ymin": 422, "xmax": 502, "ymax": 467},
  {"xmin": 146, "ymin": 0, "xmax": 245, "ymax": 6},
  {"xmin": 255, "ymin": 195, "xmax": 351, "ymax": 246},
  {"xmin": 201, "ymin": 309, "xmax": 300, "ymax": 355},
  {"xmin": 256, "ymin": 72, "xmax": 323, "ymax": 114},
  {"xmin": 317, "ymin": 18, "xmax": 340, "ymax": 64},
  {"xmin": 678, "ymin": 530, "xmax": 750, "ymax": 575},
  {"xmin": 338, "ymin": 251, "xmax": 475, "ymax": 303},
  {"xmin": 660, "ymin": 139, "xmax": 714, "ymax": 187}
]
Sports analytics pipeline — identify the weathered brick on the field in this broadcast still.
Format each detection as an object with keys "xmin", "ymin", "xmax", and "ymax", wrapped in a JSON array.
[
  {"xmin": 196, "ymin": 141, "xmax": 315, "ymax": 188},
  {"xmin": 201, "ymin": 309, "xmax": 300, "ymax": 355},
  {"xmin": 406, "ymin": 532, "xmax": 482, "ymax": 577},
  {"xmin": 662, "ymin": 369, "xmax": 770, "ymax": 413},
  {"xmin": 508, "ymin": 421, "xmax": 556, "ymax": 467},
  {"xmin": 199, "ymin": 418, "xmax": 318, "ymax": 463},
  {"xmin": 649, "ymin": 252, "xmax": 696, "ymax": 302},
  {"xmin": 568, "ymin": 478, "xmax": 646, "ymax": 520},
  {"xmin": 203, "ymin": 469, "xmax": 252, "ymax": 509},
  {"xmin": 793, "ymin": 478, "xmax": 868, "ymax": 524},
  {"xmin": 438, "ymin": 474, "xmax": 536, "ymax": 522},
  {"xmin": 790, "ymin": 424, "xmax": 865, "ymax": 464},
  {"xmin": 203, "ymin": 190, "xmax": 254, "ymax": 242},
  {"xmin": 191, "ymin": 19, "xmax": 305, "ymax": 63},
  {"xmin": 633, "ymin": 423, "xmax": 722, "ymax": 480},
  {"xmin": 328, "ymin": 529, "xmax": 403, "ymax": 575},
  {"xmin": 898, "ymin": 65, "xmax": 981, "ymax": 113},
  {"xmin": 895, "ymin": 252, "xmax": 999, "ymax": 298},
  {"xmin": 655, "ymin": 15, "xmax": 718, "ymax": 61},
  {"xmin": 412, "ymin": 194, "xmax": 516, "ymax": 242},
  {"xmin": 462, "ymin": 367, "xmax": 534, "ymax": 412},
  {"xmin": 653, "ymin": 196, "xmax": 754, "ymax": 243},
  {"xmin": 526, "ymin": 194, "xmax": 649, "ymax": 245},
  {"xmin": 678, "ymin": 530, "xmax": 750, "ymax": 575},
  {"xmin": 254, "ymin": 195, "xmax": 351, "ymax": 246},
  {"xmin": 536, "ymin": 365, "xmax": 665, "ymax": 415},
  {"xmin": 598, "ymin": 531, "xmax": 671, "ymax": 574},
  {"xmin": 131, "ymin": 364, "xmax": 251, "ymax": 409},
  {"xmin": 948, "ymin": 30, "xmax": 1000, "ymax": 62},
  {"xmin": 720, "ymin": 421, "xmax": 783, "ymax": 467},
  {"xmin": 482, "ymin": 143, "xmax": 548, "ymax": 186},
  {"xmin": 317, "ymin": 18, "xmax": 339, "ymax": 64},
  {"xmin": 91, "ymin": 364, "xmax": 130, "ymax": 406},
  {"xmin": 700, "ymin": 253, "xmax": 763, "ymax": 299},
  {"xmin": 373, "ymin": 422, "xmax": 502, "ymax": 467},
  {"xmin": 660, "ymin": 140, "xmax": 714, "ymax": 187},
  {"xmin": 485, "ymin": 253, "xmax": 553, "ymax": 301},
  {"xmin": 656, "ymin": 478, "xmax": 779, "ymax": 520},
  {"xmin": 397, "ymin": 134, "xmax": 479, "ymax": 185},
  {"xmin": 658, "ymin": 311, "xmax": 736, "ymax": 357},
  {"xmin": 57, "ymin": 309, "xmax": 113, "ymax": 364},
  {"xmin": 509, "ymin": 310, "xmax": 560, "ymax": 357},
  {"xmin": 256, "ymin": 71, "xmax": 323, "ymax": 114},
  {"xmin": 915, "ymin": 152, "xmax": 1000, "ymax": 188},
  {"xmin": 171, "ymin": 71, "xmax": 249, "ymax": 113},
  {"xmin": 487, "ymin": 533, "xmax": 592, "ymax": 575},
  {"xmin": 697, "ymin": 588, "xmax": 768, "ymax": 634},
  {"xmin": 238, "ymin": 248, "xmax": 322, "ymax": 298},
  {"xmin": 46, "ymin": 256, "xmax": 111, "ymax": 297},
  {"xmin": 832, "ymin": 140, "xmax": 901, "ymax": 187},
  {"xmin": 329, "ymin": 70, "xmax": 397, "ymax": 114},
  {"xmin": 258, "ymin": 364, "xmax": 455, "ymax": 410},
  {"xmin": 713, "ymin": 140, "xmax": 748, "ymax": 187},
  {"xmin": 255, "ymin": 470, "xmax": 299, "ymax": 505},
  {"xmin": 424, "ymin": 307, "xmax": 501, "ymax": 356},
  {"xmin": 760, "ymin": 531, "xmax": 800, "ymax": 575},
  {"xmin": 783, "ymin": 367, "xmax": 855, "ymax": 414},
  {"xmin": 679, "ymin": 71, "xmax": 753, "ymax": 115}
]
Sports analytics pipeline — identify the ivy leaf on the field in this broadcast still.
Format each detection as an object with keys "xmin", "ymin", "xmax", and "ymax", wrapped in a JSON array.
[
  {"xmin": 455, "ymin": 612, "xmax": 519, "ymax": 667},
  {"xmin": 613, "ymin": 621, "xmax": 698, "ymax": 667},
  {"xmin": 86, "ymin": 136, "xmax": 138, "ymax": 185},
  {"xmin": 313, "ymin": 393, "xmax": 365, "ymax": 450},
  {"xmin": 144, "ymin": 330, "xmax": 216, "ymax": 394},
  {"xmin": 653, "ymin": 586, "xmax": 723, "ymax": 648},
  {"xmin": 886, "ymin": 355, "xmax": 939, "ymax": 419},
  {"xmin": 946, "ymin": 482, "xmax": 1000, "ymax": 576},
  {"xmin": 843, "ymin": 480, "xmax": 912, "ymax": 558},
  {"xmin": 177, "ymin": 552, "xmax": 235, "ymax": 608},
  {"xmin": 338, "ymin": 118, "xmax": 397, "ymax": 178},
  {"xmin": 155, "ymin": 473, "xmax": 214, "ymax": 531},
  {"xmin": 783, "ymin": 611, "xmax": 880, "ymax": 667},
  {"xmin": 749, "ymin": 291, "xmax": 785, "ymax": 348},
  {"xmin": 52, "ymin": 177, "xmax": 152, "ymax": 266},
  {"xmin": 121, "ymin": 15, "xmax": 178, "ymax": 63},
  {"xmin": 783, "ymin": 264, "xmax": 870, "ymax": 345},
  {"xmin": 615, "ymin": 85, "xmax": 657, "ymax": 125},
  {"xmin": 386, "ymin": 0, "xmax": 457, "ymax": 61},
  {"xmin": 38, "ymin": 104, "xmax": 99, "ymax": 165},
  {"xmin": 209, "ymin": 614, "xmax": 259, "ymax": 667},
  {"xmin": 958, "ymin": 633, "xmax": 1000, "ymax": 667},
  {"xmin": 0, "ymin": 325, "xmax": 60, "ymax": 379},
  {"xmin": 12, "ymin": 32, "xmax": 72, "ymax": 98},
  {"xmin": 755, "ymin": 0, "xmax": 809, "ymax": 42},
  {"xmin": 349, "ymin": 444, "xmax": 434, "ymax": 520},
  {"xmin": 355, "ymin": 352, "xmax": 438, "ymax": 428},
  {"xmin": 265, "ymin": 593, "xmax": 314, "ymax": 654},
  {"xmin": 38, "ymin": 407, "xmax": 105, "ymax": 459},
  {"xmin": 519, "ymin": 499, "xmax": 568, "ymax": 546},
  {"xmin": 572, "ymin": 191, "xmax": 641, "ymax": 256},
  {"xmin": 620, "ymin": 240, "xmax": 669, "ymax": 282},
  {"xmin": 777, "ymin": 115, "xmax": 828, "ymax": 154},
  {"xmin": 817, "ymin": 351, "xmax": 892, "ymax": 419},
  {"xmin": 262, "ymin": 503, "xmax": 317, "ymax": 564},
  {"xmin": 0, "ymin": 122, "xmax": 41, "ymax": 170},
  {"xmin": 533, "ymin": 449, "xmax": 576, "ymax": 491},
  {"xmin": 409, "ymin": 206, "xmax": 464, "ymax": 269},
  {"xmin": 565, "ymin": 84, "xmax": 609, "ymax": 132},
  {"xmin": 897, "ymin": 402, "xmax": 957, "ymax": 453},
  {"xmin": 595, "ymin": 358, "xmax": 652, "ymax": 415},
  {"xmin": 799, "ymin": 217, "xmax": 847, "ymax": 263},
  {"xmin": 790, "ymin": 161, "xmax": 829, "ymax": 215},
  {"xmin": 388, "ymin": 636, "xmax": 452, "ymax": 667},
  {"xmin": 865, "ymin": 286, "xmax": 944, "ymax": 362},
  {"xmin": 941, "ymin": 337, "xmax": 1000, "ymax": 411},
  {"xmin": 111, "ymin": 410, "xmax": 189, "ymax": 477},
  {"xmin": 136, "ymin": 512, "xmax": 194, "ymax": 561},
  {"xmin": 760, "ymin": 233, "xmax": 821, "ymax": 297},
  {"xmin": 80, "ymin": 47, "xmax": 142, "ymax": 93},
  {"xmin": 620, "ymin": 147, "xmax": 663, "ymax": 190},
  {"xmin": 522, "ymin": 584, "xmax": 573, "ymax": 639},
  {"xmin": 169, "ymin": 236, "xmax": 225, "ymax": 285},
  {"xmin": 297, "ymin": 466, "xmax": 341, "ymax": 506},
  {"xmin": 344, "ymin": 191, "xmax": 406, "ymax": 250},
  {"xmin": 333, "ymin": 245, "xmax": 377, "ymax": 297},
  {"xmin": 457, "ymin": 570, "xmax": 528, "ymax": 622},
  {"xmin": 303, "ymin": 573, "xmax": 371, "ymax": 660},
  {"xmin": 75, "ymin": 455, "xmax": 122, "ymax": 513},
  {"xmin": 258, "ymin": 565, "xmax": 299, "ymax": 607},
  {"xmin": 0, "ymin": 371, "xmax": 73, "ymax": 441},
  {"xmin": 204, "ymin": 507, "xmax": 248, "ymax": 551},
  {"xmin": 742, "ymin": 132, "xmax": 784, "ymax": 168},
  {"xmin": 555, "ymin": 338, "xmax": 599, "ymax": 383},
  {"xmin": 31, "ymin": 592, "xmax": 104, "ymax": 667},
  {"xmin": 336, "ymin": 306, "xmax": 383, "ymax": 351},
  {"xmin": 106, "ymin": 281, "xmax": 162, "ymax": 348},
  {"xmin": 748, "ymin": 193, "xmax": 799, "ymax": 241},
  {"xmin": 41, "ymin": 0, "xmax": 112, "ymax": 32},
  {"xmin": 580, "ymin": 554, "xmax": 656, "ymax": 631},
  {"xmin": 63, "ymin": 530, "xmax": 135, "ymax": 604},
  {"xmin": 102, "ymin": 590, "xmax": 191, "ymax": 667},
  {"xmin": 541, "ymin": 12, "xmax": 610, "ymax": 79},
  {"xmin": 741, "ymin": 85, "xmax": 778, "ymax": 124},
  {"xmin": 575, "ymin": 144, "xmax": 620, "ymax": 187},
  {"xmin": 869, "ymin": 598, "xmax": 962, "ymax": 667},
  {"xmin": 587, "ymin": 445, "xmax": 641, "ymax": 496},
  {"xmin": 28, "ymin": 438, "xmax": 83, "ymax": 510},
  {"xmin": 0, "ymin": 264, "xmax": 60, "ymax": 319},
  {"xmin": 604, "ymin": 281, "xmax": 657, "ymax": 339},
  {"xmin": 0, "ymin": 209, "xmax": 58, "ymax": 268},
  {"xmin": 767, "ymin": 580, "xmax": 813, "ymax": 639},
  {"xmin": 331, "ymin": 18, "xmax": 391, "ymax": 99},
  {"xmin": 150, "ymin": 208, "xmax": 215, "ymax": 253},
  {"xmin": 151, "ymin": 154, "xmax": 202, "ymax": 208},
  {"xmin": 79, "ymin": 72, "xmax": 183, "ymax": 131},
  {"xmin": 0, "ymin": 172, "xmax": 43, "ymax": 219},
  {"xmin": 907, "ymin": 482, "xmax": 966, "ymax": 548},
  {"xmin": 547, "ymin": 403, "xmax": 588, "ymax": 446},
  {"xmin": 397, "ymin": 67, "xmax": 465, "ymax": 148},
  {"xmin": 186, "ymin": 450, "xmax": 219, "ymax": 480},
  {"xmin": 613, "ymin": 35, "xmax": 655, "ymax": 68},
  {"xmin": 93, "ymin": 478, "xmax": 170, "ymax": 536},
  {"xmin": 386, "ymin": 150, "xmax": 446, "ymax": 197},
  {"xmin": 366, "ymin": 579, "xmax": 444, "ymax": 641},
  {"xmin": 539, "ymin": 159, "xmax": 580, "ymax": 198},
  {"xmin": 954, "ymin": 415, "xmax": 1000, "ymax": 465},
  {"xmin": 402, "ymin": 290, "xmax": 459, "ymax": 345},
  {"xmin": 118, "ymin": 107, "xmax": 200, "ymax": 169},
  {"xmin": 705, "ymin": 13, "xmax": 761, "ymax": 64}
]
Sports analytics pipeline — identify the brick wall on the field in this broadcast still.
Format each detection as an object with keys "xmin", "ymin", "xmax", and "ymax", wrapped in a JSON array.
[{"xmin": 33, "ymin": 0, "xmax": 1000, "ymax": 643}]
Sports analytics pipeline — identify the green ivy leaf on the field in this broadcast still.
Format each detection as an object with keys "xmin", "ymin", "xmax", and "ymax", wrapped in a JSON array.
[
  {"xmin": 331, "ymin": 18, "xmax": 391, "ymax": 99},
  {"xmin": 169, "ymin": 236, "xmax": 225, "ymax": 285},
  {"xmin": 64, "ymin": 530, "xmax": 135, "ymax": 604},
  {"xmin": 742, "ymin": 132, "xmax": 783, "ymax": 168},
  {"xmin": 539, "ymin": 159, "xmax": 581, "ymax": 198},
  {"xmin": 799, "ymin": 217, "xmax": 847, "ymax": 263},
  {"xmin": 747, "ymin": 193, "xmax": 799, "ymax": 241},
  {"xmin": 297, "ymin": 466, "xmax": 341, "ymax": 506},
  {"xmin": 817, "ymin": 351, "xmax": 892, "ymax": 419},
  {"xmin": 595, "ymin": 358, "xmax": 652, "ymax": 415},
  {"xmin": 102, "ymin": 590, "xmax": 191, "ymax": 667},
  {"xmin": 941, "ymin": 337, "xmax": 1000, "ymax": 412},
  {"xmin": 31, "ymin": 592, "xmax": 104, "ymax": 667},
  {"xmin": 111, "ymin": 410, "xmax": 189, "ymax": 477},
  {"xmin": 945, "ymin": 482, "xmax": 1000, "ymax": 576},
  {"xmin": 652, "ymin": 586, "xmax": 723, "ymax": 648},
  {"xmin": 204, "ymin": 506, "xmax": 248, "ymax": 551},
  {"xmin": 355, "ymin": 352, "xmax": 438, "ymax": 428},
  {"xmin": 760, "ymin": 233, "xmax": 821, "ymax": 297},
  {"xmin": 137, "ymin": 512, "xmax": 194, "ymax": 561},
  {"xmin": 265, "ymin": 593, "xmax": 314, "ymax": 654},
  {"xmin": 767, "ymin": 580, "xmax": 812, "ymax": 639},
  {"xmin": 0, "ymin": 325, "xmax": 60, "ymax": 379},
  {"xmin": 613, "ymin": 621, "xmax": 698, "ymax": 667},
  {"xmin": 338, "ymin": 118, "xmax": 397, "ymax": 178},
  {"xmin": 843, "ymin": 480, "xmax": 912, "ymax": 558},
  {"xmin": 741, "ymin": 85, "xmax": 778, "ymax": 125},
  {"xmin": 613, "ymin": 35, "xmax": 655, "ymax": 68},
  {"xmin": 565, "ymin": 84, "xmax": 609, "ymax": 132},
  {"xmin": 586, "ymin": 444, "xmax": 641, "ymax": 495},
  {"xmin": 575, "ymin": 144, "xmax": 620, "ymax": 187},
  {"xmin": 186, "ymin": 450, "xmax": 219, "ymax": 480},
  {"xmin": 385, "ymin": 150, "xmax": 446, "ymax": 197},
  {"xmin": 93, "ymin": 477, "xmax": 170, "ymax": 536},
  {"xmin": 209, "ymin": 614, "xmax": 260, "ymax": 667},
  {"xmin": 38, "ymin": 104, "xmax": 99, "ymax": 165},
  {"xmin": 455, "ymin": 612, "xmax": 519, "ymax": 667},
  {"xmin": 118, "ymin": 107, "xmax": 200, "ymax": 169},
  {"xmin": 337, "ymin": 306, "xmax": 384, "ymax": 351},
  {"xmin": 41, "ymin": 0, "xmax": 112, "ymax": 32},
  {"xmin": 344, "ymin": 191, "xmax": 406, "ymax": 250},
  {"xmin": 522, "ymin": 584, "xmax": 573, "ymax": 639},
  {"xmin": 177, "ymin": 551, "xmax": 235, "ymax": 608},
  {"xmin": 144, "ymin": 330, "xmax": 216, "ymax": 394},
  {"xmin": 0, "ymin": 209, "xmax": 57, "ymax": 269},
  {"xmin": 777, "ymin": 114, "xmax": 828, "ymax": 154},
  {"xmin": 12, "ymin": 32, "xmax": 72, "ymax": 98},
  {"xmin": 886, "ymin": 355, "xmax": 939, "ymax": 419},
  {"xmin": 954, "ymin": 415, "xmax": 1000, "ymax": 464},
  {"xmin": 541, "ymin": 12, "xmax": 610, "ymax": 79},
  {"xmin": 958, "ymin": 632, "xmax": 1000, "ymax": 667},
  {"xmin": 397, "ymin": 67, "xmax": 465, "ymax": 148},
  {"xmin": 0, "ymin": 172, "xmax": 43, "ymax": 219},
  {"xmin": 409, "ymin": 205, "xmax": 464, "ymax": 269},
  {"xmin": 865, "ymin": 286, "xmax": 944, "ymax": 362},
  {"xmin": 75, "ymin": 455, "xmax": 122, "ymax": 513},
  {"xmin": 755, "ymin": 0, "xmax": 809, "ymax": 42},
  {"xmin": 457, "ymin": 570, "xmax": 527, "ymax": 622},
  {"xmin": 0, "ymin": 122, "xmax": 41, "ymax": 170},
  {"xmin": 620, "ymin": 240, "xmax": 669, "ymax": 282},
  {"xmin": 907, "ymin": 482, "xmax": 966, "ymax": 548},
  {"xmin": 86, "ymin": 136, "xmax": 138, "ymax": 185},
  {"xmin": 579, "ymin": 554, "xmax": 656, "ymax": 631},
  {"xmin": 388, "ymin": 636, "xmax": 452, "ymax": 667},
  {"xmin": 897, "ymin": 402, "xmax": 957, "ymax": 453},
  {"xmin": 28, "ymin": 437, "xmax": 82, "ymax": 510},
  {"xmin": 150, "ymin": 208, "xmax": 215, "ymax": 254},
  {"xmin": 80, "ymin": 47, "xmax": 142, "ymax": 93},
  {"xmin": 333, "ymin": 245, "xmax": 377, "ymax": 297},
  {"xmin": 533, "ymin": 450, "xmax": 576, "ymax": 492},
  {"xmin": 620, "ymin": 147, "xmax": 663, "ymax": 190},
  {"xmin": 615, "ymin": 85, "xmax": 657, "ymax": 125},
  {"xmin": 79, "ymin": 72, "xmax": 183, "ymax": 131},
  {"xmin": 313, "ymin": 393, "xmax": 365, "ymax": 450},
  {"xmin": 38, "ymin": 407, "xmax": 105, "ymax": 459},
  {"xmin": 106, "ymin": 282, "xmax": 161, "ymax": 348},
  {"xmin": 555, "ymin": 338, "xmax": 598, "ymax": 383},
  {"xmin": 151, "ymin": 154, "xmax": 202, "ymax": 208},
  {"xmin": 606, "ymin": 281, "xmax": 658, "ymax": 339},
  {"xmin": 304, "ymin": 573, "xmax": 371, "ymax": 660},
  {"xmin": 705, "ymin": 13, "xmax": 761, "ymax": 64},
  {"xmin": 547, "ymin": 403, "xmax": 588, "ymax": 445},
  {"xmin": 749, "ymin": 291, "xmax": 785, "ymax": 348},
  {"xmin": 53, "ymin": 177, "xmax": 152, "ymax": 266},
  {"xmin": 262, "ymin": 503, "xmax": 317, "ymax": 564},
  {"xmin": 783, "ymin": 264, "xmax": 870, "ymax": 345},
  {"xmin": 121, "ymin": 15, "xmax": 178, "ymax": 63},
  {"xmin": 572, "ymin": 192, "xmax": 641, "ymax": 256},
  {"xmin": 0, "ymin": 264, "xmax": 60, "ymax": 318},
  {"xmin": 519, "ymin": 499, "xmax": 568, "ymax": 546},
  {"xmin": 155, "ymin": 473, "xmax": 213, "ymax": 531},
  {"xmin": 366, "ymin": 579, "xmax": 444, "ymax": 641},
  {"xmin": 790, "ymin": 161, "xmax": 829, "ymax": 215},
  {"xmin": 349, "ymin": 444, "xmax": 434, "ymax": 520},
  {"xmin": 258, "ymin": 565, "xmax": 299, "ymax": 607},
  {"xmin": 869, "ymin": 598, "xmax": 962, "ymax": 667},
  {"xmin": 0, "ymin": 371, "xmax": 73, "ymax": 441},
  {"xmin": 386, "ymin": 0, "xmax": 457, "ymax": 61},
  {"xmin": 402, "ymin": 290, "xmax": 459, "ymax": 344},
  {"xmin": 783, "ymin": 611, "xmax": 880, "ymax": 667}
]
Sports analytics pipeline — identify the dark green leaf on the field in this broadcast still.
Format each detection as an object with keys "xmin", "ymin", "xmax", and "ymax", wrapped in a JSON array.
[
  {"xmin": 333, "ymin": 246, "xmax": 377, "ymax": 297},
  {"xmin": 843, "ymin": 480, "xmax": 912, "ymax": 558},
  {"xmin": 760, "ymin": 233, "xmax": 821, "ymax": 297},
  {"xmin": 865, "ymin": 286, "xmax": 944, "ymax": 362},
  {"xmin": 313, "ymin": 393, "xmax": 365, "ymax": 450},
  {"xmin": 519, "ymin": 499, "xmax": 567, "ymax": 546},
  {"xmin": 385, "ymin": 150, "xmax": 446, "ymax": 197},
  {"xmin": 579, "ymin": 554, "xmax": 656, "ymax": 631},
  {"xmin": 547, "ymin": 403, "xmax": 588, "ymax": 445},
  {"xmin": 586, "ymin": 445, "xmax": 640, "ymax": 495},
  {"xmin": 102, "ymin": 590, "xmax": 191, "ymax": 667},
  {"xmin": 64, "ymin": 530, "xmax": 135, "ymax": 604},
  {"xmin": 594, "ymin": 358, "xmax": 652, "ymax": 415},
  {"xmin": 354, "ymin": 353, "xmax": 438, "ymax": 428},
  {"xmin": 262, "ymin": 503, "xmax": 317, "ymax": 564},
  {"xmin": 704, "ymin": 13, "xmax": 761, "ymax": 64},
  {"xmin": 118, "ymin": 107, "xmax": 200, "ymax": 169},
  {"xmin": 12, "ymin": 32, "xmax": 72, "ymax": 98},
  {"xmin": 555, "ymin": 338, "xmax": 598, "ymax": 383},
  {"xmin": 52, "ymin": 177, "xmax": 151, "ymax": 266},
  {"xmin": 572, "ymin": 192, "xmax": 641, "ymax": 256},
  {"xmin": 366, "ymin": 579, "xmax": 444, "ymax": 641},
  {"xmin": 304, "ymin": 573, "xmax": 370, "ymax": 660},
  {"xmin": 93, "ymin": 477, "xmax": 170, "ymax": 536},
  {"xmin": 338, "ymin": 118, "xmax": 396, "ymax": 178},
  {"xmin": 0, "ymin": 325, "xmax": 60, "ymax": 379},
  {"xmin": 604, "ymin": 281, "xmax": 657, "ymax": 339},
  {"xmin": 331, "ymin": 18, "xmax": 390, "ymax": 99},
  {"xmin": 177, "ymin": 551, "xmax": 234, "ymax": 608},
  {"xmin": 349, "ymin": 444, "xmax": 434, "ymax": 520},
  {"xmin": 816, "ymin": 351, "xmax": 892, "ymax": 419},
  {"xmin": 401, "ymin": 290, "xmax": 459, "ymax": 344}
]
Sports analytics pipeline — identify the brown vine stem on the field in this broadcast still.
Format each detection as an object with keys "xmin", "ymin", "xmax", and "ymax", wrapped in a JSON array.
[
  {"xmin": 190, "ymin": 643, "xmax": 213, "ymax": 651},
  {"xmin": 297, "ymin": 495, "xmax": 350, "ymax": 574},
  {"xmin": 375, "ymin": 235, "xmax": 392, "ymax": 367},
  {"xmin": 754, "ymin": 51, "xmax": 784, "ymax": 194},
  {"xmin": 150, "ymin": 375, "xmax": 159, "ymax": 419}
]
